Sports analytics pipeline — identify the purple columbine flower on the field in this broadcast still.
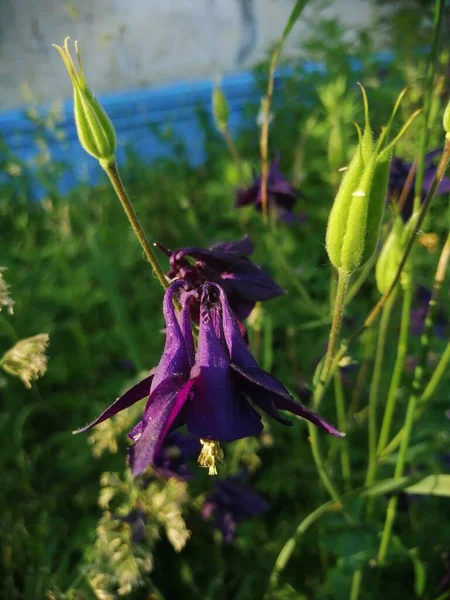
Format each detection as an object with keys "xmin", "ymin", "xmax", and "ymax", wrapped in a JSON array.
[
  {"xmin": 164, "ymin": 235, "xmax": 284, "ymax": 320},
  {"xmin": 388, "ymin": 150, "xmax": 450, "ymax": 219},
  {"xmin": 236, "ymin": 155, "xmax": 298, "ymax": 220},
  {"xmin": 202, "ymin": 476, "xmax": 269, "ymax": 543},
  {"xmin": 75, "ymin": 281, "xmax": 342, "ymax": 476}
]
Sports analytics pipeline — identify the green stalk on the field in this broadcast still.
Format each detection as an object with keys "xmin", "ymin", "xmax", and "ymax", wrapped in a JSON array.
[
  {"xmin": 365, "ymin": 289, "xmax": 397, "ymax": 491},
  {"xmin": 414, "ymin": 0, "xmax": 444, "ymax": 211},
  {"xmin": 259, "ymin": 0, "xmax": 310, "ymax": 221},
  {"xmin": 222, "ymin": 126, "xmax": 245, "ymax": 184},
  {"xmin": 334, "ymin": 372, "xmax": 351, "ymax": 490},
  {"xmin": 323, "ymin": 269, "xmax": 350, "ymax": 381},
  {"xmin": 377, "ymin": 232, "xmax": 450, "ymax": 564},
  {"xmin": 350, "ymin": 570, "xmax": 363, "ymax": 600},
  {"xmin": 307, "ymin": 424, "xmax": 344, "ymax": 508},
  {"xmin": 101, "ymin": 161, "xmax": 168, "ymax": 291},
  {"xmin": 380, "ymin": 235, "xmax": 450, "ymax": 458},
  {"xmin": 377, "ymin": 287, "xmax": 413, "ymax": 456},
  {"xmin": 266, "ymin": 499, "xmax": 335, "ymax": 593}
]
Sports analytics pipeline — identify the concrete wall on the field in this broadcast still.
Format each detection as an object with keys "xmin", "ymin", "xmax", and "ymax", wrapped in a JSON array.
[{"xmin": 0, "ymin": 0, "xmax": 372, "ymax": 110}]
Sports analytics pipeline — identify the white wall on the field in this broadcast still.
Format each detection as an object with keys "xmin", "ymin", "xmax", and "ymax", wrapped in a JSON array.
[{"xmin": 0, "ymin": 0, "xmax": 372, "ymax": 110}]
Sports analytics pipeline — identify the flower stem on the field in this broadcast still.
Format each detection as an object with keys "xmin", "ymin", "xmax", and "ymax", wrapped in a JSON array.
[
  {"xmin": 376, "ymin": 286, "xmax": 413, "ymax": 457},
  {"xmin": 413, "ymin": 0, "xmax": 444, "ymax": 211},
  {"xmin": 266, "ymin": 499, "xmax": 335, "ymax": 593},
  {"xmin": 222, "ymin": 126, "xmax": 245, "ymax": 184},
  {"xmin": 307, "ymin": 423, "xmax": 344, "ymax": 508},
  {"xmin": 334, "ymin": 372, "xmax": 351, "ymax": 491},
  {"xmin": 101, "ymin": 161, "xmax": 168, "ymax": 291},
  {"xmin": 365, "ymin": 289, "xmax": 397, "ymax": 493},
  {"xmin": 323, "ymin": 269, "xmax": 350, "ymax": 380},
  {"xmin": 377, "ymin": 231, "xmax": 450, "ymax": 564},
  {"xmin": 259, "ymin": 0, "xmax": 310, "ymax": 222},
  {"xmin": 380, "ymin": 234, "xmax": 450, "ymax": 458},
  {"xmin": 350, "ymin": 570, "xmax": 363, "ymax": 600}
]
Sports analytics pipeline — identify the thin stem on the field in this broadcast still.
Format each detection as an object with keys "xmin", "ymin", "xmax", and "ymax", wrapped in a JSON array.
[
  {"xmin": 414, "ymin": 0, "xmax": 444, "ymax": 211},
  {"xmin": 377, "ymin": 287, "xmax": 413, "ymax": 456},
  {"xmin": 350, "ymin": 570, "xmax": 363, "ymax": 600},
  {"xmin": 365, "ymin": 289, "xmax": 397, "ymax": 491},
  {"xmin": 378, "ymin": 231, "xmax": 450, "ymax": 565},
  {"xmin": 420, "ymin": 338, "xmax": 450, "ymax": 405},
  {"xmin": 222, "ymin": 126, "xmax": 245, "ymax": 184},
  {"xmin": 259, "ymin": 0, "xmax": 309, "ymax": 221},
  {"xmin": 101, "ymin": 161, "xmax": 168, "ymax": 291},
  {"xmin": 323, "ymin": 269, "xmax": 350, "ymax": 381},
  {"xmin": 307, "ymin": 424, "xmax": 344, "ymax": 508},
  {"xmin": 345, "ymin": 253, "xmax": 376, "ymax": 306},
  {"xmin": 380, "ymin": 235, "xmax": 450, "ymax": 458},
  {"xmin": 377, "ymin": 396, "xmax": 417, "ymax": 565},
  {"xmin": 397, "ymin": 159, "xmax": 417, "ymax": 214},
  {"xmin": 266, "ymin": 499, "xmax": 335, "ymax": 593},
  {"xmin": 334, "ymin": 372, "xmax": 351, "ymax": 491}
]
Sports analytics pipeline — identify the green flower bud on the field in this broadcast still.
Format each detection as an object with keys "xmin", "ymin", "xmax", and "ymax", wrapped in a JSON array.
[
  {"xmin": 375, "ymin": 210, "xmax": 420, "ymax": 294},
  {"xmin": 326, "ymin": 86, "xmax": 421, "ymax": 274},
  {"xmin": 444, "ymin": 98, "xmax": 450, "ymax": 140},
  {"xmin": 212, "ymin": 86, "xmax": 229, "ymax": 132},
  {"xmin": 376, "ymin": 214, "xmax": 403, "ymax": 295},
  {"xmin": 53, "ymin": 37, "xmax": 116, "ymax": 165}
]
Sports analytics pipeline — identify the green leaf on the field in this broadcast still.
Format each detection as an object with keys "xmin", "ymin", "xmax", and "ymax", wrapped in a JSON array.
[
  {"xmin": 281, "ymin": 0, "xmax": 310, "ymax": 44},
  {"xmin": 362, "ymin": 475, "xmax": 423, "ymax": 497},
  {"xmin": 406, "ymin": 474, "xmax": 450, "ymax": 497}
]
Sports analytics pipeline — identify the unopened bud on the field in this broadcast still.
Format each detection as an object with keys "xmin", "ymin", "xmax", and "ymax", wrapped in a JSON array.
[
  {"xmin": 53, "ymin": 37, "xmax": 116, "ymax": 165},
  {"xmin": 326, "ymin": 86, "xmax": 421, "ymax": 274},
  {"xmin": 0, "ymin": 268, "xmax": 14, "ymax": 315},
  {"xmin": 1, "ymin": 334, "xmax": 49, "ymax": 389},
  {"xmin": 212, "ymin": 86, "xmax": 229, "ymax": 132}
]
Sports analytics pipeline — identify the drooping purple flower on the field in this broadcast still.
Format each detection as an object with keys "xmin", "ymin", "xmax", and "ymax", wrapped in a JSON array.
[
  {"xmin": 202, "ymin": 476, "xmax": 269, "ymax": 543},
  {"xmin": 153, "ymin": 431, "xmax": 201, "ymax": 480},
  {"xmin": 165, "ymin": 235, "xmax": 284, "ymax": 320},
  {"xmin": 75, "ymin": 281, "xmax": 342, "ymax": 476},
  {"xmin": 236, "ymin": 155, "xmax": 298, "ymax": 220},
  {"xmin": 388, "ymin": 150, "xmax": 450, "ymax": 219}
]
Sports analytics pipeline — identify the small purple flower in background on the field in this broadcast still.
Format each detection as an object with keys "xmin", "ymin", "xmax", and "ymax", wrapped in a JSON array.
[
  {"xmin": 163, "ymin": 235, "xmax": 284, "ymax": 320},
  {"xmin": 202, "ymin": 476, "xmax": 269, "ymax": 543},
  {"xmin": 153, "ymin": 431, "xmax": 201, "ymax": 480},
  {"xmin": 388, "ymin": 150, "xmax": 450, "ymax": 219},
  {"xmin": 236, "ymin": 155, "xmax": 298, "ymax": 221},
  {"xmin": 75, "ymin": 280, "xmax": 342, "ymax": 477}
]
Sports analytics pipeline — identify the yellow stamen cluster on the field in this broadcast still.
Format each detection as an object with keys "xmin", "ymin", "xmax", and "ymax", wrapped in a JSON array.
[
  {"xmin": 198, "ymin": 439, "xmax": 224, "ymax": 476},
  {"xmin": 2, "ymin": 334, "xmax": 50, "ymax": 389}
]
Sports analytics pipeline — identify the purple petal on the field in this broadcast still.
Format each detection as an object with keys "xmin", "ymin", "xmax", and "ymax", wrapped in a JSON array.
[
  {"xmin": 210, "ymin": 235, "xmax": 254, "ymax": 256},
  {"xmin": 187, "ymin": 365, "xmax": 263, "ymax": 441},
  {"xmin": 221, "ymin": 260, "xmax": 284, "ymax": 301},
  {"xmin": 73, "ymin": 374, "xmax": 153, "ymax": 433},
  {"xmin": 423, "ymin": 168, "xmax": 450, "ymax": 196},
  {"xmin": 129, "ymin": 375, "xmax": 195, "ymax": 476},
  {"xmin": 151, "ymin": 280, "xmax": 192, "ymax": 391}
]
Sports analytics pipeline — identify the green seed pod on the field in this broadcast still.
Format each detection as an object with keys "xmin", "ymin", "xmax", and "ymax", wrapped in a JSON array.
[
  {"xmin": 376, "ymin": 214, "xmax": 403, "ymax": 295},
  {"xmin": 53, "ymin": 37, "xmax": 116, "ymax": 165},
  {"xmin": 326, "ymin": 86, "xmax": 421, "ymax": 274},
  {"xmin": 212, "ymin": 86, "xmax": 229, "ymax": 132}
]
